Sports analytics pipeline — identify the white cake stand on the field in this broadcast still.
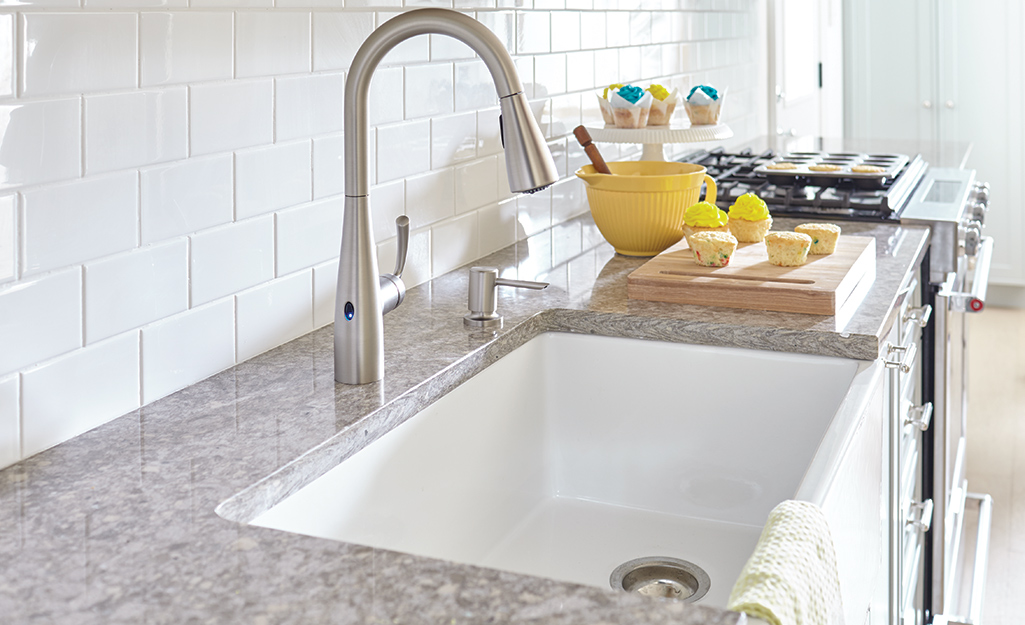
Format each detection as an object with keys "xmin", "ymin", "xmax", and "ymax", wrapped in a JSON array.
[{"xmin": 585, "ymin": 123, "xmax": 733, "ymax": 161}]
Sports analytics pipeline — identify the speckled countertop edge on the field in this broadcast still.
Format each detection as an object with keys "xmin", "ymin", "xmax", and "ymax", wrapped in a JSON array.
[{"xmin": 0, "ymin": 214, "xmax": 929, "ymax": 625}]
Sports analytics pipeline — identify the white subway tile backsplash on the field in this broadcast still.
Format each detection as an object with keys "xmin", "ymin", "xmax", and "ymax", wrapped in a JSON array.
[
  {"xmin": 516, "ymin": 185, "xmax": 551, "ymax": 237},
  {"xmin": 276, "ymin": 197, "xmax": 343, "ymax": 275},
  {"xmin": 516, "ymin": 12, "xmax": 550, "ymax": 54},
  {"xmin": 141, "ymin": 299, "xmax": 234, "ymax": 405},
  {"xmin": 476, "ymin": 107, "xmax": 502, "ymax": 156},
  {"xmin": 430, "ymin": 32, "xmax": 475, "ymax": 62},
  {"xmin": 0, "ymin": 98, "xmax": 81, "ymax": 190},
  {"xmin": 0, "ymin": 375, "xmax": 17, "ymax": 469},
  {"xmin": 0, "ymin": 194, "xmax": 13, "ymax": 282},
  {"xmin": 0, "ymin": 268, "xmax": 81, "ymax": 377},
  {"xmin": 476, "ymin": 11, "xmax": 514, "ymax": 53},
  {"xmin": 406, "ymin": 168, "xmax": 454, "ymax": 228},
  {"xmin": 190, "ymin": 80, "xmax": 273, "ymax": 156},
  {"xmin": 237, "ymin": 12, "xmax": 312, "ymax": 78},
  {"xmin": 312, "ymin": 12, "xmax": 374, "ymax": 71},
  {"xmin": 313, "ymin": 134, "xmax": 345, "ymax": 199},
  {"xmin": 550, "ymin": 12, "xmax": 580, "ymax": 52},
  {"xmin": 534, "ymin": 54, "xmax": 567, "ymax": 97},
  {"xmin": 141, "ymin": 155, "xmax": 233, "ymax": 244},
  {"xmin": 22, "ymin": 332, "xmax": 140, "ymax": 457},
  {"xmin": 454, "ymin": 156, "xmax": 498, "ymax": 214},
  {"xmin": 405, "ymin": 63, "xmax": 453, "ymax": 119},
  {"xmin": 23, "ymin": 172, "xmax": 138, "ymax": 275},
  {"xmin": 236, "ymin": 271, "xmax": 313, "ymax": 362},
  {"xmin": 84, "ymin": 240, "xmax": 188, "ymax": 344},
  {"xmin": 566, "ymin": 51, "xmax": 595, "ymax": 92},
  {"xmin": 190, "ymin": 216, "xmax": 274, "ymax": 306},
  {"xmin": 376, "ymin": 119, "xmax": 430, "ymax": 182},
  {"xmin": 478, "ymin": 198, "xmax": 517, "ymax": 256},
  {"xmin": 140, "ymin": 12, "xmax": 233, "ymax": 86},
  {"xmin": 20, "ymin": 13, "xmax": 138, "ymax": 97},
  {"xmin": 431, "ymin": 111, "xmax": 476, "ymax": 169},
  {"xmin": 0, "ymin": 15, "xmax": 12, "ymax": 98},
  {"xmin": 368, "ymin": 67, "xmax": 405, "ymax": 126},
  {"xmin": 431, "ymin": 211, "xmax": 478, "ymax": 276},
  {"xmin": 580, "ymin": 11, "xmax": 606, "ymax": 49},
  {"xmin": 236, "ymin": 141, "xmax": 313, "ymax": 220},
  {"xmin": 454, "ymin": 60, "xmax": 497, "ymax": 112},
  {"xmin": 370, "ymin": 180, "xmax": 405, "ymax": 243},
  {"xmin": 85, "ymin": 89, "xmax": 188, "ymax": 174},
  {"xmin": 312, "ymin": 259, "xmax": 338, "ymax": 328},
  {"xmin": 276, "ymin": 73, "xmax": 346, "ymax": 141}
]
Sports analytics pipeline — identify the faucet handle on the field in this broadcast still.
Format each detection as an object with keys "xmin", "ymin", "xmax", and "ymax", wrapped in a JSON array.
[
  {"xmin": 464, "ymin": 266, "xmax": 548, "ymax": 328},
  {"xmin": 393, "ymin": 215, "xmax": 409, "ymax": 277}
]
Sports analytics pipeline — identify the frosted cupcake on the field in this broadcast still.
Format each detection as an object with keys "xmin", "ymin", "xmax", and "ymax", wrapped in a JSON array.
[
  {"xmin": 646, "ymin": 84, "xmax": 679, "ymax": 126},
  {"xmin": 596, "ymin": 83, "xmax": 624, "ymax": 125},
  {"xmin": 689, "ymin": 231, "xmax": 738, "ymax": 267},
  {"xmin": 684, "ymin": 85, "xmax": 724, "ymax": 125},
  {"xmin": 727, "ymin": 192, "xmax": 773, "ymax": 242},
  {"xmin": 682, "ymin": 201, "xmax": 730, "ymax": 245},
  {"xmin": 610, "ymin": 85, "xmax": 653, "ymax": 128},
  {"xmin": 764, "ymin": 231, "xmax": 812, "ymax": 266}
]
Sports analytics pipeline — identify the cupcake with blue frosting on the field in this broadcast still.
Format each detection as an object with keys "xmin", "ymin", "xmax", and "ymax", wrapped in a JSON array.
[
  {"xmin": 684, "ymin": 85, "xmax": 725, "ymax": 125},
  {"xmin": 609, "ymin": 85, "xmax": 653, "ymax": 128}
]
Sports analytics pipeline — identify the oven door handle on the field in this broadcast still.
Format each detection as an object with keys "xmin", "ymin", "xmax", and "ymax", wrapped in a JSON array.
[{"xmin": 940, "ymin": 236, "xmax": 994, "ymax": 313}]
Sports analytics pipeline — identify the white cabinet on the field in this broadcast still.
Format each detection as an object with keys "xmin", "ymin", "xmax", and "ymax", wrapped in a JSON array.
[{"xmin": 845, "ymin": 0, "xmax": 1025, "ymax": 286}]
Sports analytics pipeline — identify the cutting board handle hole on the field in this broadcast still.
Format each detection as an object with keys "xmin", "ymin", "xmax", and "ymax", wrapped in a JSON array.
[{"xmin": 657, "ymin": 270, "xmax": 816, "ymax": 285}]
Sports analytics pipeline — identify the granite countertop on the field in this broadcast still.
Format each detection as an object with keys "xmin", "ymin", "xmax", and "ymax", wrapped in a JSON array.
[{"xmin": 0, "ymin": 214, "xmax": 929, "ymax": 625}]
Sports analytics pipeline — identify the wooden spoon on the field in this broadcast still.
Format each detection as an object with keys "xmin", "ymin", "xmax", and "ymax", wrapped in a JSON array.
[{"xmin": 573, "ymin": 125, "xmax": 612, "ymax": 175}]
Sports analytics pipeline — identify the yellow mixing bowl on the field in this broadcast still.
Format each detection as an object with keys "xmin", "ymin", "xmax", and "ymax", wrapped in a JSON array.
[{"xmin": 575, "ymin": 161, "xmax": 718, "ymax": 257}]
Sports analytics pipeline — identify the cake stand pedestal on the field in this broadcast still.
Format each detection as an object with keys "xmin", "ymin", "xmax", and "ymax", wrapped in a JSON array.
[{"xmin": 585, "ymin": 123, "xmax": 733, "ymax": 161}]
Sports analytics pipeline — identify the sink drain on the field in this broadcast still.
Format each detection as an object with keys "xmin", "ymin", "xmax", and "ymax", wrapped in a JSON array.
[{"xmin": 609, "ymin": 557, "xmax": 711, "ymax": 602}]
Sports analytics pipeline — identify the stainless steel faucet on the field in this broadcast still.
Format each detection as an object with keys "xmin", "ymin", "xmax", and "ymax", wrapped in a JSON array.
[{"xmin": 335, "ymin": 8, "xmax": 559, "ymax": 385}]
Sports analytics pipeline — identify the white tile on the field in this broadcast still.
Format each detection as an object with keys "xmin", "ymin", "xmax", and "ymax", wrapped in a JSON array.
[
  {"xmin": 551, "ymin": 176, "xmax": 587, "ymax": 224},
  {"xmin": 276, "ymin": 72, "xmax": 346, "ymax": 141},
  {"xmin": 478, "ymin": 198, "xmax": 518, "ymax": 255},
  {"xmin": 566, "ymin": 51, "xmax": 595, "ymax": 92},
  {"xmin": 547, "ymin": 136, "xmax": 568, "ymax": 178},
  {"xmin": 516, "ymin": 12, "xmax": 550, "ymax": 54},
  {"xmin": 431, "ymin": 212, "xmax": 478, "ymax": 277},
  {"xmin": 345, "ymin": 0, "xmax": 399, "ymax": 5},
  {"xmin": 431, "ymin": 112, "xmax": 477, "ymax": 169},
  {"xmin": 21, "ymin": 13, "xmax": 137, "ymax": 97},
  {"xmin": 85, "ymin": 0, "xmax": 187, "ymax": 6},
  {"xmin": 0, "ymin": 194, "xmax": 13, "ymax": 283},
  {"xmin": 641, "ymin": 45, "xmax": 661, "ymax": 78},
  {"xmin": 84, "ymin": 240, "xmax": 187, "ymax": 344},
  {"xmin": 236, "ymin": 271, "xmax": 313, "ymax": 362},
  {"xmin": 476, "ymin": 11, "xmax": 514, "ymax": 52},
  {"xmin": 455, "ymin": 156, "xmax": 498, "ymax": 214},
  {"xmin": 476, "ymin": 107, "xmax": 502, "ymax": 156},
  {"xmin": 312, "ymin": 259, "xmax": 338, "ymax": 329},
  {"xmin": 629, "ymin": 11, "xmax": 652, "ymax": 46},
  {"xmin": 236, "ymin": 12, "xmax": 311, "ymax": 78},
  {"xmin": 430, "ymin": 32, "xmax": 475, "ymax": 62},
  {"xmin": 593, "ymin": 48, "xmax": 620, "ymax": 88},
  {"xmin": 405, "ymin": 63, "xmax": 453, "ymax": 119},
  {"xmin": 550, "ymin": 12, "xmax": 581, "ymax": 52},
  {"xmin": 377, "ymin": 226, "xmax": 430, "ymax": 288},
  {"xmin": 368, "ymin": 67, "xmax": 404, "ymax": 126},
  {"xmin": 370, "ymin": 180, "xmax": 405, "ymax": 244},
  {"xmin": 140, "ymin": 12, "xmax": 233, "ymax": 86},
  {"xmin": 0, "ymin": 375, "xmax": 18, "ymax": 469},
  {"xmin": 517, "ymin": 186, "xmax": 552, "ymax": 237},
  {"xmin": 0, "ymin": 268, "xmax": 80, "ymax": 378},
  {"xmin": 0, "ymin": 15, "xmax": 12, "ymax": 98},
  {"xmin": 190, "ymin": 216, "xmax": 274, "ymax": 306},
  {"xmin": 580, "ymin": 12, "xmax": 606, "ymax": 49},
  {"xmin": 313, "ymin": 134, "xmax": 345, "ymax": 199},
  {"xmin": 376, "ymin": 120, "xmax": 430, "ymax": 183},
  {"xmin": 375, "ymin": 12, "xmax": 430, "ymax": 65},
  {"xmin": 534, "ymin": 54, "xmax": 567, "ymax": 97},
  {"xmin": 515, "ymin": 56, "xmax": 535, "ymax": 98},
  {"xmin": 0, "ymin": 99, "xmax": 81, "ymax": 190},
  {"xmin": 23, "ymin": 172, "xmax": 138, "ymax": 275},
  {"xmin": 619, "ymin": 47, "xmax": 641, "ymax": 82},
  {"xmin": 190, "ymin": 0, "xmax": 272, "ymax": 5},
  {"xmin": 454, "ymin": 60, "xmax": 497, "ymax": 111},
  {"xmin": 85, "ymin": 89, "xmax": 188, "ymax": 174},
  {"xmin": 606, "ymin": 13, "xmax": 630, "ymax": 47},
  {"xmin": 235, "ymin": 141, "xmax": 312, "ymax": 220},
  {"xmin": 190, "ymin": 80, "xmax": 273, "ymax": 156},
  {"xmin": 406, "ymin": 168, "xmax": 454, "ymax": 229},
  {"xmin": 313, "ymin": 12, "xmax": 374, "ymax": 71},
  {"xmin": 276, "ymin": 197, "xmax": 342, "ymax": 276},
  {"xmin": 141, "ymin": 299, "xmax": 234, "ymax": 405},
  {"xmin": 22, "ymin": 332, "xmax": 140, "ymax": 458},
  {"xmin": 141, "ymin": 155, "xmax": 233, "ymax": 244}
]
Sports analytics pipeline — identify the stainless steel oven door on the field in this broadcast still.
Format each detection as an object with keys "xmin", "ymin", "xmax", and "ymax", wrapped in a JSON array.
[{"xmin": 932, "ymin": 237, "xmax": 995, "ymax": 625}]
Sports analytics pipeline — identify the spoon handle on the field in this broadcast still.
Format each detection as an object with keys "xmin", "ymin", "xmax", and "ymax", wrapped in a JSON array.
[{"xmin": 572, "ymin": 125, "xmax": 612, "ymax": 175}]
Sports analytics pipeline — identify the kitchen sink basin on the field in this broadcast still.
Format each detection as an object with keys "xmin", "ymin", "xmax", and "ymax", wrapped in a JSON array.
[{"xmin": 250, "ymin": 332, "xmax": 864, "ymax": 607}]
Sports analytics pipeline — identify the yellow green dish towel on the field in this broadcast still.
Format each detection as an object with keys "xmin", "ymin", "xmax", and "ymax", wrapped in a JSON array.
[{"xmin": 727, "ymin": 500, "xmax": 845, "ymax": 625}]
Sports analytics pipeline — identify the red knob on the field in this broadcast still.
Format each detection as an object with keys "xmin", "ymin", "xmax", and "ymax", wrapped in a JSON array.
[{"xmin": 970, "ymin": 299, "xmax": 984, "ymax": 312}]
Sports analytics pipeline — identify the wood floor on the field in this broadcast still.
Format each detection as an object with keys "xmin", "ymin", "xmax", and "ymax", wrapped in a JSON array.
[{"xmin": 965, "ymin": 306, "xmax": 1025, "ymax": 624}]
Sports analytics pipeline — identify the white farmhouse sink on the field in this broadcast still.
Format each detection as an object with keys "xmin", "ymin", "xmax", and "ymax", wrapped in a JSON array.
[{"xmin": 252, "ymin": 332, "xmax": 866, "ymax": 607}]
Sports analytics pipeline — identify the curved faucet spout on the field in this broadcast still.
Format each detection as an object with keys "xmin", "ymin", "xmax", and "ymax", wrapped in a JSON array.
[{"xmin": 335, "ymin": 8, "xmax": 558, "ymax": 385}]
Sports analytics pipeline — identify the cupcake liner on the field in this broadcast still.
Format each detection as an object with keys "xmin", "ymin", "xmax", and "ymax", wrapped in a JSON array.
[
  {"xmin": 647, "ymin": 89, "xmax": 679, "ymax": 126},
  {"xmin": 684, "ymin": 87, "xmax": 727, "ymax": 126},
  {"xmin": 597, "ymin": 94, "xmax": 615, "ymax": 125}
]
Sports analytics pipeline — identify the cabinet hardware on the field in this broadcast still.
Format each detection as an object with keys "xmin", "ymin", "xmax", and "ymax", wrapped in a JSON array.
[
  {"xmin": 884, "ymin": 342, "xmax": 917, "ymax": 373},
  {"xmin": 907, "ymin": 499, "xmax": 934, "ymax": 533},
  {"xmin": 905, "ymin": 402, "xmax": 934, "ymax": 432},
  {"xmin": 903, "ymin": 305, "xmax": 932, "ymax": 328}
]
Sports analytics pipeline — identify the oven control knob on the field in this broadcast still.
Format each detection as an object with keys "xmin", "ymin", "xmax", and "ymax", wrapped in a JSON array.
[
  {"xmin": 963, "ymin": 223, "xmax": 982, "ymax": 257},
  {"xmin": 972, "ymin": 181, "xmax": 990, "ymax": 204},
  {"xmin": 967, "ymin": 199, "xmax": 988, "ymax": 224}
]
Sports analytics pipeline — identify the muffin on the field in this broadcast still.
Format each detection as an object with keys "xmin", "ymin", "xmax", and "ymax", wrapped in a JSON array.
[
  {"xmin": 597, "ymin": 83, "xmax": 624, "ymax": 125},
  {"xmin": 794, "ymin": 223, "xmax": 841, "ymax": 255},
  {"xmin": 689, "ymin": 231, "xmax": 738, "ymax": 267},
  {"xmin": 764, "ymin": 231, "xmax": 812, "ymax": 266},
  {"xmin": 852, "ymin": 164, "xmax": 885, "ymax": 173},
  {"xmin": 766, "ymin": 162, "xmax": 797, "ymax": 170},
  {"xmin": 684, "ymin": 85, "xmax": 724, "ymax": 125},
  {"xmin": 646, "ymin": 84, "xmax": 679, "ymax": 126},
  {"xmin": 809, "ymin": 164, "xmax": 841, "ymax": 172},
  {"xmin": 682, "ymin": 201, "xmax": 729, "ymax": 244},
  {"xmin": 727, "ymin": 192, "xmax": 773, "ymax": 242},
  {"xmin": 610, "ymin": 85, "xmax": 652, "ymax": 128}
]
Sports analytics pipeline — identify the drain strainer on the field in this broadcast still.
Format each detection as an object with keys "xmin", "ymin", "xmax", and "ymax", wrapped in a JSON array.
[{"xmin": 609, "ymin": 556, "xmax": 711, "ymax": 602}]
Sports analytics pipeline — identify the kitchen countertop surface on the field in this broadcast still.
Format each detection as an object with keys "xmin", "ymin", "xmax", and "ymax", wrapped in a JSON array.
[{"xmin": 0, "ymin": 213, "xmax": 930, "ymax": 624}]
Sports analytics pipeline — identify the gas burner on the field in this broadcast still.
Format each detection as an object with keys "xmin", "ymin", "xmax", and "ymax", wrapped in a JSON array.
[{"xmin": 681, "ymin": 148, "xmax": 928, "ymax": 222}]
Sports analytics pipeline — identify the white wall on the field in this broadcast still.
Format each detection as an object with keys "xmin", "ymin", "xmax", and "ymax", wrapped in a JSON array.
[{"xmin": 0, "ymin": 0, "xmax": 766, "ymax": 469}]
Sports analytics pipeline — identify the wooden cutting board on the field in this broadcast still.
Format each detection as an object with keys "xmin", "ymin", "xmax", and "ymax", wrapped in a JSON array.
[{"xmin": 627, "ymin": 235, "xmax": 876, "ymax": 315}]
